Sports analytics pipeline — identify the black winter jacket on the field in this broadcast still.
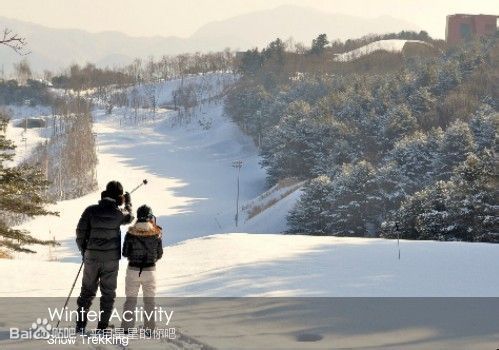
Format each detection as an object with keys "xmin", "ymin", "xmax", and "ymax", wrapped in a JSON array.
[
  {"xmin": 76, "ymin": 197, "xmax": 134, "ymax": 261},
  {"xmin": 122, "ymin": 221, "xmax": 163, "ymax": 270}
]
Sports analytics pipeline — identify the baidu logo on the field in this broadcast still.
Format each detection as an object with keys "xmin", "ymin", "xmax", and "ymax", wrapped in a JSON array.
[{"xmin": 10, "ymin": 318, "xmax": 53, "ymax": 340}]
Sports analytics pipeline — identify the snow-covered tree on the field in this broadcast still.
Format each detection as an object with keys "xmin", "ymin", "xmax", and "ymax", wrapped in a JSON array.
[
  {"xmin": 0, "ymin": 113, "xmax": 57, "ymax": 257},
  {"xmin": 287, "ymin": 176, "xmax": 332, "ymax": 234},
  {"xmin": 260, "ymin": 112, "xmax": 317, "ymax": 183},
  {"xmin": 382, "ymin": 151, "xmax": 497, "ymax": 241},
  {"xmin": 325, "ymin": 161, "xmax": 379, "ymax": 236},
  {"xmin": 435, "ymin": 60, "xmax": 462, "ymax": 93},
  {"xmin": 225, "ymin": 34, "xmax": 498, "ymax": 240},
  {"xmin": 381, "ymin": 104, "xmax": 418, "ymax": 148},
  {"xmin": 436, "ymin": 120, "xmax": 475, "ymax": 179},
  {"xmin": 469, "ymin": 104, "xmax": 496, "ymax": 151},
  {"xmin": 384, "ymin": 129, "xmax": 442, "ymax": 192},
  {"xmin": 408, "ymin": 86, "xmax": 436, "ymax": 129}
]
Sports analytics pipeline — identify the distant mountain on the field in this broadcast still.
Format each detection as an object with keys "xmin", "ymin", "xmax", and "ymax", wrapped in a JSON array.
[
  {"xmin": 0, "ymin": 5, "xmax": 419, "ymax": 75},
  {"xmin": 192, "ymin": 5, "xmax": 420, "ymax": 48}
]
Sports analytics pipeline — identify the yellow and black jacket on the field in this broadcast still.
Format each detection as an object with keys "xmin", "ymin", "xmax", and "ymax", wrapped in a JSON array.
[{"xmin": 122, "ymin": 221, "xmax": 163, "ymax": 271}]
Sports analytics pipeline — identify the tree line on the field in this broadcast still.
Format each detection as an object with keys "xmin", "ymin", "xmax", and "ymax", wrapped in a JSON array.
[{"xmin": 225, "ymin": 33, "xmax": 498, "ymax": 241}]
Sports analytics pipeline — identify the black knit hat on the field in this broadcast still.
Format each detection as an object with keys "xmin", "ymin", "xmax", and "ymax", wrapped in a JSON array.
[
  {"xmin": 137, "ymin": 205, "xmax": 154, "ymax": 222},
  {"xmin": 103, "ymin": 181, "xmax": 124, "ymax": 202}
]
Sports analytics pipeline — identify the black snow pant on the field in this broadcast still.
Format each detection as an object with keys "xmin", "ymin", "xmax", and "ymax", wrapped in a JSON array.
[{"xmin": 76, "ymin": 258, "xmax": 119, "ymax": 331}]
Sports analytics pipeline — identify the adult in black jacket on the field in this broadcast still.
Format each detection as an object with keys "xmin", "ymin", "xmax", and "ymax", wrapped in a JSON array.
[{"xmin": 75, "ymin": 181, "xmax": 133, "ymax": 332}]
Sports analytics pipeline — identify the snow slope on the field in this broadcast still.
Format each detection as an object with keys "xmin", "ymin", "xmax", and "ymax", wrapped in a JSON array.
[
  {"xmin": 7, "ymin": 102, "xmax": 266, "ymax": 261},
  {"xmin": 1, "ymin": 233, "xmax": 499, "ymax": 297},
  {"xmin": 333, "ymin": 39, "xmax": 430, "ymax": 62},
  {"xmin": 1, "ymin": 74, "xmax": 499, "ymax": 300},
  {"xmin": 114, "ymin": 72, "xmax": 236, "ymax": 109}
]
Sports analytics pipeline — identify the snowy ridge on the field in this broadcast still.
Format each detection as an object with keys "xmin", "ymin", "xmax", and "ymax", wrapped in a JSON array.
[{"xmin": 333, "ymin": 39, "xmax": 431, "ymax": 62}]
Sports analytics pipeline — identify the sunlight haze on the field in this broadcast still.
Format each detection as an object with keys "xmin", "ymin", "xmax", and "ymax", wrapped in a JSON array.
[{"xmin": 0, "ymin": 0, "xmax": 497, "ymax": 39}]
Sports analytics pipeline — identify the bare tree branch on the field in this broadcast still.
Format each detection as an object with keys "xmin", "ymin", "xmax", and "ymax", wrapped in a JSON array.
[{"xmin": 0, "ymin": 28, "xmax": 29, "ymax": 55}]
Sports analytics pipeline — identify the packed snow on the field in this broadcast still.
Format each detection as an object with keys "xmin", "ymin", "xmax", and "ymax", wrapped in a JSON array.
[
  {"xmin": 333, "ymin": 39, "xmax": 430, "ymax": 62},
  {"xmin": 1, "ymin": 74, "xmax": 499, "ymax": 300},
  {"xmin": 2, "ymin": 233, "xmax": 499, "ymax": 297}
]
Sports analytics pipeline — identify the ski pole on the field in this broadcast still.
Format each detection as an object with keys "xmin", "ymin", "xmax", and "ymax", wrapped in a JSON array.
[
  {"xmin": 57, "ymin": 261, "xmax": 84, "ymax": 328},
  {"xmin": 129, "ymin": 179, "xmax": 148, "ymax": 194},
  {"xmin": 57, "ymin": 179, "xmax": 148, "ymax": 328}
]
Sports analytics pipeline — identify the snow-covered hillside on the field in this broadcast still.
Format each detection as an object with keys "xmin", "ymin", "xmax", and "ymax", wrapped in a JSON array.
[
  {"xmin": 333, "ymin": 39, "xmax": 431, "ymax": 62},
  {"xmin": 113, "ymin": 72, "xmax": 236, "ymax": 109},
  {"xmin": 1, "ymin": 73, "xmax": 499, "ymax": 301},
  {"xmin": 8, "ymin": 96, "xmax": 267, "ymax": 254}
]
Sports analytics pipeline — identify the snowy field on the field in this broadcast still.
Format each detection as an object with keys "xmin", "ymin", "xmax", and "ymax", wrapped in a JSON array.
[
  {"xmin": 2, "ymin": 233, "xmax": 499, "ymax": 297},
  {"xmin": 1, "ymin": 74, "xmax": 499, "ymax": 300}
]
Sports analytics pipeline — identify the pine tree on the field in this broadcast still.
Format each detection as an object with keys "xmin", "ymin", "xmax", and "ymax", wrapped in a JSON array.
[
  {"xmin": 436, "ymin": 120, "xmax": 475, "ymax": 179},
  {"xmin": 435, "ymin": 60, "xmax": 462, "ymax": 93},
  {"xmin": 325, "ymin": 161, "xmax": 379, "ymax": 236},
  {"xmin": 373, "ymin": 162, "xmax": 410, "ymax": 215},
  {"xmin": 382, "ymin": 152, "xmax": 497, "ymax": 241},
  {"xmin": 310, "ymin": 34, "xmax": 329, "ymax": 55},
  {"xmin": 0, "ymin": 113, "xmax": 57, "ymax": 257},
  {"xmin": 408, "ymin": 86, "xmax": 436, "ymax": 129},
  {"xmin": 287, "ymin": 175, "xmax": 332, "ymax": 234},
  {"xmin": 469, "ymin": 104, "xmax": 496, "ymax": 151},
  {"xmin": 381, "ymin": 104, "xmax": 418, "ymax": 149},
  {"xmin": 449, "ymin": 151, "xmax": 497, "ymax": 241},
  {"xmin": 385, "ymin": 129, "xmax": 442, "ymax": 193}
]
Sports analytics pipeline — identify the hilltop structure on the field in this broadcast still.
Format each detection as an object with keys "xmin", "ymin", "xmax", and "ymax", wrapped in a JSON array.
[{"xmin": 446, "ymin": 14, "xmax": 498, "ymax": 45}]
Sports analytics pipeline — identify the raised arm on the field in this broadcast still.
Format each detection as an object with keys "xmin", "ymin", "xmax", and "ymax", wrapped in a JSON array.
[{"xmin": 121, "ymin": 192, "xmax": 134, "ymax": 224}]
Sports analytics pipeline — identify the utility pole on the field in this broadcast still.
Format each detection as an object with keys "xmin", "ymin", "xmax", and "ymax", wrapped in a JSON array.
[
  {"xmin": 232, "ymin": 160, "xmax": 243, "ymax": 227},
  {"xmin": 22, "ymin": 99, "xmax": 30, "ymax": 152},
  {"xmin": 58, "ymin": 144, "xmax": 63, "ymax": 200}
]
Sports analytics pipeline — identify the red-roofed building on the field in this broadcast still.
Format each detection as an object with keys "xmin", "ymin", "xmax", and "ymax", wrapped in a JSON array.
[{"xmin": 446, "ymin": 14, "xmax": 498, "ymax": 45}]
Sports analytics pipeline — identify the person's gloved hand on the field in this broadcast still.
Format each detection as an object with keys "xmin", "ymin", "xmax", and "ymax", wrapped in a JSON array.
[{"xmin": 124, "ymin": 192, "xmax": 132, "ymax": 206}]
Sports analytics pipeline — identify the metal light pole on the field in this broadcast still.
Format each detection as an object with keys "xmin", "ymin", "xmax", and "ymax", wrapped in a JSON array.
[
  {"xmin": 22, "ymin": 99, "xmax": 30, "ymax": 152},
  {"xmin": 232, "ymin": 160, "xmax": 243, "ymax": 227}
]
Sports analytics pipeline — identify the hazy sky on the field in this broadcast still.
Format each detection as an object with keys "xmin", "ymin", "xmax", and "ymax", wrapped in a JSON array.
[{"xmin": 0, "ymin": 0, "xmax": 497, "ymax": 38}]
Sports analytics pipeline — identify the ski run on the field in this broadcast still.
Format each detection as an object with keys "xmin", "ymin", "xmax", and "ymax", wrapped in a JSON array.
[{"xmin": 1, "ymin": 74, "xmax": 498, "ymax": 299}]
